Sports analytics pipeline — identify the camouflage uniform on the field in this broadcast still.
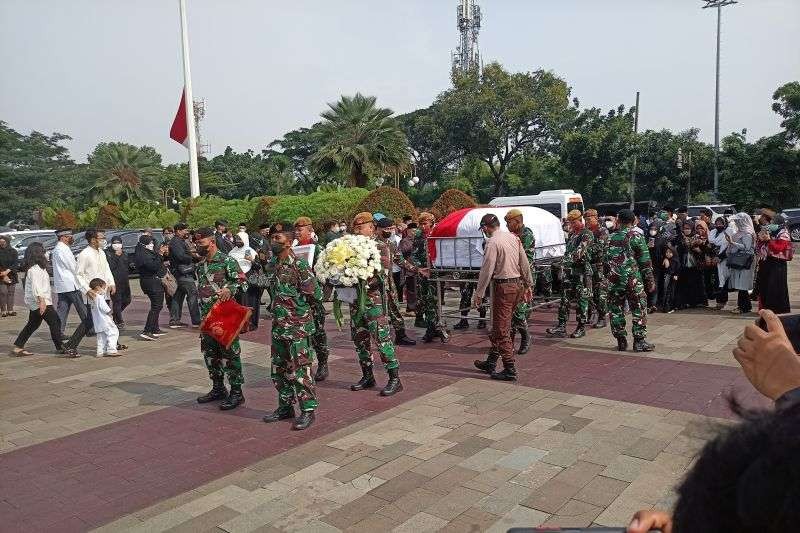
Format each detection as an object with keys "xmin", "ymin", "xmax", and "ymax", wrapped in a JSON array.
[
  {"xmin": 377, "ymin": 234, "xmax": 407, "ymax": 333},
  {"xmin": 410, "ymin": 229, "xmax": 445, "ymax": 335},
  {"xmin": 537, "ymin": 265, "xmax": 554, "ymax": 297},
  {"xmin": 587, "ymin": 226, "xmax": 609, "ymax": 321},
  {"xmin": 556, "ymin": 228, "xmax": 594, "ymax": 327},
  {"xmin": 512, "ymin": 226, "xmax": 536, "ymax": 329},
  {"xmin": 350, "ymin": 238, "xmax": 399, "ymax": 371},
  {"xmin": 606, "ymin": 227, "xmax": 654, "ymax": 340},
  {"xmin": 306, "ymin": 243, "xmax": 329, "ymax": 368},
  {"xmin": 197, "ymin": 251, "xmax": 247, "ymax": 387},
  {"xmin": 267, "ymin": 254, "xmax": 321, "ymax": 412}
]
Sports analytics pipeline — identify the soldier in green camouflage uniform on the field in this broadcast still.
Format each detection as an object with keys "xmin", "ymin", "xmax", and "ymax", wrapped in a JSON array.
[
  {"xmin": 293, "ymin": 217, "xmax": 330, "ymax": 382},
  {"xmin": 347, "ymin": 212, "xmax": 403, "ymax": 396},
  {"xmin": 376, "ymin": 217, "xmax": 417, "ymax": 346},
  {"xmin": 194, "ymin": 227, "xmax": 248, "ymax": 410},
  {"xmin": 584, "ymin": 209, "xmax": 609, "ymax": 329},
  {"xmin": 505, "ymin": 209, "xmax": 536, "ymax": 355},
  {"xmin": 606, "ymin": 209, "xmax": 656, "ymax": 353},
  {"xmin": 261, "ymin": 230, "xmax": 320, "ymax": 431},
  {"xmin": 410, "ymin": 212, "xmax": 449, "ymax": 343},
  {"xmin": 546, "ymin": 210, "xmax": 594, "ymax": 339}
]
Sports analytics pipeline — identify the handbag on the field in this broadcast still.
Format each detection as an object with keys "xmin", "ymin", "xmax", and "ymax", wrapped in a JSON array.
[
  {"xmin": 161, "ymin": 271, "xmax": 178, "ymax": 296},
  {"xmin": 727, "ymin": 250, "xmax": 754, "ymax": 270}
]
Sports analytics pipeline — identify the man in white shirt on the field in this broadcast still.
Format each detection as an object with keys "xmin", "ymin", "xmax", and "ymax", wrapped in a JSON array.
[
  {"xmin": 52, "ymin": 229, "xmax": 86, "ymax": 337},
  {"xmin": 63, "ymin": 229, "xmax": 115, "ymax": 357}
]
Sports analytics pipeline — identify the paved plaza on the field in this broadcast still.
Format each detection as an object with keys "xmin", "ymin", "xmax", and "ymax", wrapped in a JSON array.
[{"xmin": 1, "ymin": 258, "xmax": 797, "ymax": 532}]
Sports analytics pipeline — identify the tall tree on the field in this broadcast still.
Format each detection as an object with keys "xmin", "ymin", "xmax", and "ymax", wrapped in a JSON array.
[
  {"xmin": 309, "ymin": 93, "xmax": 409, "ymax": 188},
  {"xmin": 397, "ymin": 107, "xmax": 461, "ymax": 187},
  {"xmin": 436, "ymin": 63, "xmax": 575, "ymax": 196},
  {"xmin": 0, "ymin": 121, "xmax": 79, "ymax": 222},
  {"xmin": 89, "ymin": 142, "xmax": 162, "ymax": 203},
  {"xmin": 772, "ymin": 81, "xmax": 800, "ymax": 144},
  {"xmin": 268, "ymin": 125, "xmax": 325, "ymax": 191}
]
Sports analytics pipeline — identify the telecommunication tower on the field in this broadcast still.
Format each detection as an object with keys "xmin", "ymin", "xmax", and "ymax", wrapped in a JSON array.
[
  {"xmin": 451, "ymin": 0, "xmax": 482, "ymax": 76},
  {"xmin": 192, "ymin": 98, "xmax": 209, "ymax": 157}
]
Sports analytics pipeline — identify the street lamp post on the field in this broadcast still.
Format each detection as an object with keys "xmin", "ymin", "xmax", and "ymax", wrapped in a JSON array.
[{"xmin": 702, "ymin": 0, "xmax": 738, "ymax": 200}]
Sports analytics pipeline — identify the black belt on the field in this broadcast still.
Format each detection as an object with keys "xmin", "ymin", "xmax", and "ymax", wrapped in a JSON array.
[{"xmin": 494, "ymin": 277, "xmax": 521, "ymax": 284}]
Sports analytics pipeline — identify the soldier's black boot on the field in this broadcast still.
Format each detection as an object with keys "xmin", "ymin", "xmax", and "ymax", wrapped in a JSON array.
[
  {"xmin": 491, "ymin": 363, "xmax": 518, "ymax": 382},
  {"xmin": 350, "ymin": 364, "xmax": 376, "ymax": 391},
  {"xmin": 570, "ymin": 325, "xmax": 586, "ymax": 339},
  {"xmin": 616, "ymin": 336, "xmax": 628, "ymax": 352},
  {"xmin": 517, "ymin": 328, "xmax": 531, "ymax": 355},
  {"xmin": 292, "ymin": 410, "xmax": 315, "ymax": 431},
  {"xmin": 197, "ymin": 377, "xmax": 228, "ymax": 404},
  {"xmin": 395, "ymin": 329, "xmax": 417, "ymax": 346},
  {"xmin": 219, "ymin": 385, "xmax": 244, "ymax": 410},
  {"xmin": 422, "ymin": 327, "xmax": 435, "ymax": 343},
  {"xmin": 593, "ymin": 317, "xmax": 607, "ymax": 329},
  {"xmin": 263, "ymin": 405, "xmax": 295, "ymax": 423},
  {"xmin": 314, "ymin": 362, "xmax": 329, "ymax": 382},
  {"xmin": 633, "ymin": 337, "xmax": 655, "ymax": 352},
  {"xmin": 474, "ymin": 352, "xmax": 499, "ymax": 374},
  {"xmin": 414, "ymin": 315, "xmax": 426, "ymax": 328},
  {"xmin": 453, "ymin": 318, "xmax": 469, "ymax": 330},
  {"xmin": 380, "ymin": 368, "xmax": 403, "ymax": 396},
  {"xmin": 546, "ymin": 325, "xmax": 567, "ymax": 338}
]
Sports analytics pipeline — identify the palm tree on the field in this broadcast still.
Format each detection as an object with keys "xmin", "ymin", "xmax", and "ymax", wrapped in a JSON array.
[
  {"xmin": 89, "ymin": 142, "xmax": 161, "ymax": 203},
  {"xmin": 309, "ymin": 93, "xmax": 409, "ymax": 188}
]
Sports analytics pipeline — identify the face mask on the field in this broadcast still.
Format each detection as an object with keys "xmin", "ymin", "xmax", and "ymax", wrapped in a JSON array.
[
  {"xmin": 649, "ymin": 229, "xmax": 657, "ymax": 236},
  {"xmin": 271, "ymin": 243, "xmax": 285, "ymax": 255},
  {"xmin": 605, "ymin": 220, "xmax": 614, "ymax": 230},
  {"xmin": 145, "ymin": 243, "xmax": 154, "ymax": 251},
  {"xmin": 99, "ymin": 239, "xmax": 107, "ymax": 249},
  {"xmin": 339, "ymin": 226, "xmax": 346, "ymax": 232},
  {"xmin": 112, "ymin": 243, "xmax": 123, "ymax": 251}
]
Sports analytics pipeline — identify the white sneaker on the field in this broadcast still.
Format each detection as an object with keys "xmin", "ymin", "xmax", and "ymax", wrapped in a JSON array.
[{"xmin": 139, "ymin": 332, "xmax": 156, "ymax": 341}]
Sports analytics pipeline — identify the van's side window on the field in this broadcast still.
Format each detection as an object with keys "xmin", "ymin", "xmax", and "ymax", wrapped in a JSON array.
[{"xmin": 536, "ymin": 203, "xmax": 561, "ymax": 218}]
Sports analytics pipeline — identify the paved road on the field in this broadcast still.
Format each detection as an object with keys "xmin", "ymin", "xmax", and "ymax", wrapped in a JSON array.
[{"xmin": 0, "ymin": 256, "xmax": 796, "ymax": 532}]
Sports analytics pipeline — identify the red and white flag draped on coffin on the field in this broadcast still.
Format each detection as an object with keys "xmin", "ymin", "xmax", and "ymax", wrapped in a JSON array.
[
  {"xmin": 169, "ymin": 88, "xmax": 189, "ymax": 147},
  {"xmin": 428, "ymin": 206, "xmax": 566, "ymax": 269}
]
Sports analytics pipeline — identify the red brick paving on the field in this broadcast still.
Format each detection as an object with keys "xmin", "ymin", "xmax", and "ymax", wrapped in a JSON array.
[{"xmin": 1, "ymin": 306, "xmax": 767, "ymax": 530}]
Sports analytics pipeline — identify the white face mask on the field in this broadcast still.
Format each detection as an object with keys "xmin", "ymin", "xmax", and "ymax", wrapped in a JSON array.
[
  {"xmin": 99, "ymin": 239, "xmax": 107, "ymax": 249},
  {"xmin": 112, "ymin": 243, "xmax": 123, "ymax": 251},
  {"xmin": 649, "ymin": 229, "xmax": 657, "ymax": 236},
  {"xmin": 605, "ymin": 221, "xmax": 614, "ymax": 230},
  {"xmin": 145, "ymin": 243, "xmax": 154, "ymax": 251}
]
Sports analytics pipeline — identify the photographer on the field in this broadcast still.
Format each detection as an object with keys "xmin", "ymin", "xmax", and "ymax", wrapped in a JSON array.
[{"xmin": 628, "ymin": 309, "xmax": 800, "ymax": 533}]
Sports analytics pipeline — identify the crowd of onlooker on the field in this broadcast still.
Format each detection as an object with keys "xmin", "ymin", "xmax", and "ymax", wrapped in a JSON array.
[{"xmin": 631, "ymin": 205, "xmax": 793, "ymax": 316}]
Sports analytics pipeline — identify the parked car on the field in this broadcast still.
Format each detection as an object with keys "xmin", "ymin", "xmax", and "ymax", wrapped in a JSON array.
[
  {"xmin": 688, "ymin": 204, "xmax": 736, "ymax": 222},
  {"xmin": 11, "ymin": 231, "xmax": 57, "ymax": 256},
  {"xmin": 781, "ymin": 208, "xmax": 800, "ymax": 242}
]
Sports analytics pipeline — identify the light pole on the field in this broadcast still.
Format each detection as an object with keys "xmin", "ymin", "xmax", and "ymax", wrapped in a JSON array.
[{"xmin": 702, "ymin": 0, "xmax": 738, "ymax": 200}]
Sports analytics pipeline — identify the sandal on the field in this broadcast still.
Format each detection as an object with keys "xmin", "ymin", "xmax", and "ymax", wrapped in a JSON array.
[
  {"xmin": 61, "ymin": 347, "xmax": 81, "ymax": 358},
  {"xmin": 117, "ymin": 344, "xmax": 128, "ymax": 351},
  {"xmin": 10, "ymin": 348, "xmax": 34, "ymax": 357}
]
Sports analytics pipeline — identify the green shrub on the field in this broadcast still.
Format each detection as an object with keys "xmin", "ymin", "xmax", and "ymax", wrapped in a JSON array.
[
  {"xmin": 351, "ymin": 186, "xmax": 417, "ymax": 223},
  {"xmin": 249, "ymin": 196, "xmax": 279, "ymax": 228},
  {"xmin": 97, "ymin": 203, "xmax": 122, "ymax": 229},
  {"xmin": 77, "ymin": 206, "xmax": 99, "ymax": 229},
  {"xmin": 118, "ymin": 200, "xmax": 179, "ymax": 229},
  {"xmin": 270, "ymin": 189, "xmax": 370, "ymax": 230},
  {"xmin": 429, "ymin": 188, "xmax": 476, "ymax": 221},
  {"xmin": 184, "ymin": 195, "xmax": 259, "ymax": 229}
]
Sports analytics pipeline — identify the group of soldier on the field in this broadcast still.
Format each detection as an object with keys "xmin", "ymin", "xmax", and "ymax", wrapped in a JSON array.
[{"xmin": 191, "ymin": 205, "xmax": 656, "ymax": 431}]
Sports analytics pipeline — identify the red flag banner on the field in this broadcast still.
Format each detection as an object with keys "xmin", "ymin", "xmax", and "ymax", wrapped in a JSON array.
[{"xmin": 170, "ymin": 89, "xmax": 188, "ymax": 146}]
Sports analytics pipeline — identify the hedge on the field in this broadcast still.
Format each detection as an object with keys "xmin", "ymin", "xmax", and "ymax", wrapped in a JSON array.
[
  {"xmin": 249, "ymin": 196, "xmax": 279, "ymax": 228},
  {"xmin": 269, "ymin": 189, "xmax": 370, "ymax": 230},
  {"xmin": 429, "ymin": 189, "xmax": 476, "ymax": 221},
  {"xmin": 184, "ymin": 196, "xmax": 260, "ymax": 229},
  {"xmin": 351, "ymin": 186, "xmax": 417, "ymax": 223}
]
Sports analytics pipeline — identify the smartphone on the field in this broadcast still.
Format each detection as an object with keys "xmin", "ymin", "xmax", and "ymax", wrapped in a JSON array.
[{"xmin": 756, "ymin": 313, "xmax": 800, "ymax": 353}]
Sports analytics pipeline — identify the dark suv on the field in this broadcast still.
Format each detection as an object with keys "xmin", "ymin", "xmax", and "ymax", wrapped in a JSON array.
[{"xmin": 781, "ymin": 208, "xmax": 800, "ymax": 242}]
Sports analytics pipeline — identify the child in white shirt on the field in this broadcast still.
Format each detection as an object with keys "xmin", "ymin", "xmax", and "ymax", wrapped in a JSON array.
[{"xmin": 89, "ymin": 278, "xmax": 120, "ymax": 357}]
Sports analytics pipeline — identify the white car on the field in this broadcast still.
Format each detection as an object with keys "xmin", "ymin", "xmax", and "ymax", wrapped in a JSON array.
[{"xmin": 687, "ymin": 204, "xmax": 736, "ymax": 222}]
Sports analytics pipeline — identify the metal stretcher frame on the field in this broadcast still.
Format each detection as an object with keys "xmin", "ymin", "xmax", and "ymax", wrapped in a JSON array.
[{"xmin": 426, "ymin": 236, "xmax": 564, "ymax": 324}]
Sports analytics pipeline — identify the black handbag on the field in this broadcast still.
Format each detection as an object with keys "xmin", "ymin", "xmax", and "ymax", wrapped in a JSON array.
[{"xmin": 727, "ymin": 250, "xmax": 754, "ymax": 270}]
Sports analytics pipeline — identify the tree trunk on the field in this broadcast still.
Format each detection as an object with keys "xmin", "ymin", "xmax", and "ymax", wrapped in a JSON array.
[{"xmin": 350, "ymin": 166, "xmax": 368, "ymax": 188}]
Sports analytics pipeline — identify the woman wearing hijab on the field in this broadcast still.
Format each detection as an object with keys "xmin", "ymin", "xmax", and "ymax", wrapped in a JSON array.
[
  {"xmin": 0, "ymin": 234, "xmax": 20, "ymax": 317},
  {"xmin": 675, "ymin": 220, "xmax": 711, "ymax": 309},
  {"xmin": 723, "ymin": 212, "xmax": 757, "ymax": 314},
  {"xmin": 105, "ymin": 235, "xmax": 131, "ymax": 327},
  {"xmin": 756, "ymin": 213, "xmax": 793, "ymax": 314},
  {"xmin": 709, "ymin": 216, "xmax": 734, "ymax": 310},
  {"xmin": 229, "ymin": 234, "xmax": 261, "ymax": 330},
  {"xmin": 133, "ymin": 234, "xmax": 166, "ymax": 341}
]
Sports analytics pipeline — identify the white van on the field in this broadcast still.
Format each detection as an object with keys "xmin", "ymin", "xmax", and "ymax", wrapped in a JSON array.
[{"xmin": 489, "ymin": 190, "xmax": 585, "ymax": 220}]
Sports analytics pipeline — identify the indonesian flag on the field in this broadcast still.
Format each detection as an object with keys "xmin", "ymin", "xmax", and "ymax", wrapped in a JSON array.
[{"xmin": 169, "ymin": 88, "xmax": 189, "ymax": 147}]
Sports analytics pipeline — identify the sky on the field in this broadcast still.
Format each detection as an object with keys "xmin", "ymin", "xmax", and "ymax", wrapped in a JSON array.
[{"xmin": 1, "ymin": 0, "xmax": 798, "ymax": 164}]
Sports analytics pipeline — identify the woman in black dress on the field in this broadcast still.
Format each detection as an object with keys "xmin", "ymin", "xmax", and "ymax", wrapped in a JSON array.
[
  {"xmin": 675, "ymin": 220, "xmax": 710, "ymax": 309},
  {"xmin": 105, "ymin": 235, "xmax": 131, "ymax": 328}
]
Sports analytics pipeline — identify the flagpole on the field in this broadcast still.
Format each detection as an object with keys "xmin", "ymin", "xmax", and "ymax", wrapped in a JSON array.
[{"xmin": 179, "ymin": 0, "xmax": 200, "ymax": 198}]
